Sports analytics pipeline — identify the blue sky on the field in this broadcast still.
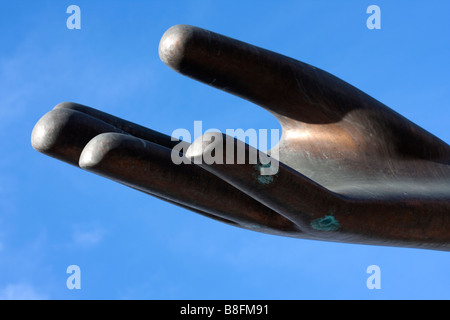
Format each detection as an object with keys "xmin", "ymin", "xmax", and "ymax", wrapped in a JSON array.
[{"xmin": 0, "ymin": 0, "xmax": 449, "ymax": 299}]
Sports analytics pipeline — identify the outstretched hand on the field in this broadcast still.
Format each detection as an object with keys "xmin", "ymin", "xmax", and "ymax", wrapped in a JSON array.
[{"xmin": 32, "ymin": 25, "xmax": 450, "ymax": 251}]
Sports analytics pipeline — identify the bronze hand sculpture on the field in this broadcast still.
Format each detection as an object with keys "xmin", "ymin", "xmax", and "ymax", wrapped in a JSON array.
[{"xmin": 31, "ymin": 25, "xmax": 450, "ymax": 251}]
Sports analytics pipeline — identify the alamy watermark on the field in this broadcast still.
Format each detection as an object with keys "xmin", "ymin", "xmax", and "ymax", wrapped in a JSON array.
[
  {"xmin": 66, "ymin": 265, "xmax": 81, "ymax": 290},
  {"xmin": 366, "ymin": 265, "xmax": 381, "ymax": 289},
  {"xmin": 170, "ymin": 121, "xmax": 280, "ymax": 176},
  {"xmin": 367, "ymin": 5, "xmax": 381, "ymax": 30},
  {"xmin": 65, "ymin": 5, "xmax": 380, "ymax": 31},
  {"xmin": 66, "ymin": 5, "xmax": 81, "ymax": 30}
]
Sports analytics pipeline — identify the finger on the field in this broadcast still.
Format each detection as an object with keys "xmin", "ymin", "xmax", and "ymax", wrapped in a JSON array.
[
  {"xmin": 79, "ymin": 132, "xmax": 303, "ymax": 237},
  {"xmin": 31, "ymin": 107, "xmax": 125, "ymax": 166},
  {"xmin": 159, "ymin": 24, "xmax": 370, "ymax": 124},
  {"xmin": 53, "ymin": 102, "xmax": 185, "ymax": 150},
  {"xmin": 185, "ymin": 132, "xmax": 349, "ymax": 238},
  {"xmin": 32, "ymin": 103, "xmax": 191, "ymax": 166}
]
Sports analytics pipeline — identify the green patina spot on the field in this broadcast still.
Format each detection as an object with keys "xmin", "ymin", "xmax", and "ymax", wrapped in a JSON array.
[
  {"xmin": 311, "ymin": 214, "xmax": 341, "ymax": 231},
  {"xmin": 253, "ymin": 163, "xmax": 274, "ymax": 185},
  {"xmin": 257, "ymin": 174, "xmax": 274, "ymax": 185}
]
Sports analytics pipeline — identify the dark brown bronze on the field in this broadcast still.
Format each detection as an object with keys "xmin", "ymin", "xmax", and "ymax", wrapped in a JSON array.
[{"xmin": 31, "ymin": 25, "xmax": 450, "ymax": 251}]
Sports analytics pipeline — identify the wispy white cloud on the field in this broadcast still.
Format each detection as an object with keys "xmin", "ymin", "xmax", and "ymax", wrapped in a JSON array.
[
  {"xmin": 0, "ymin": 283, "xmax": 49, "ymax": 300},
  {"xmin": 72, "ymin": 227, "xmax": 106, "ymax": 247}
]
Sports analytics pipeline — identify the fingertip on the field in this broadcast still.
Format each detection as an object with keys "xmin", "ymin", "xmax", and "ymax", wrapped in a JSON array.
[
  {"xmin": 79, "ymin": 132, "xmax": 125, "ymax": 170},
  {"xmin": 159, "ymin": 24, "xmax": 197, "ymax": 71},
  {"xmin": 31, "ymin": 108, "xmax": 75, "ymax": 155}
]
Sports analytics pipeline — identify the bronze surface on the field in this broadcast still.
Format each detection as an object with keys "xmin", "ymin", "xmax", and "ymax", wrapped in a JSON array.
[{"xmin": 32, "ymin": 25, "xmax": 450, "ymax": 251}]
